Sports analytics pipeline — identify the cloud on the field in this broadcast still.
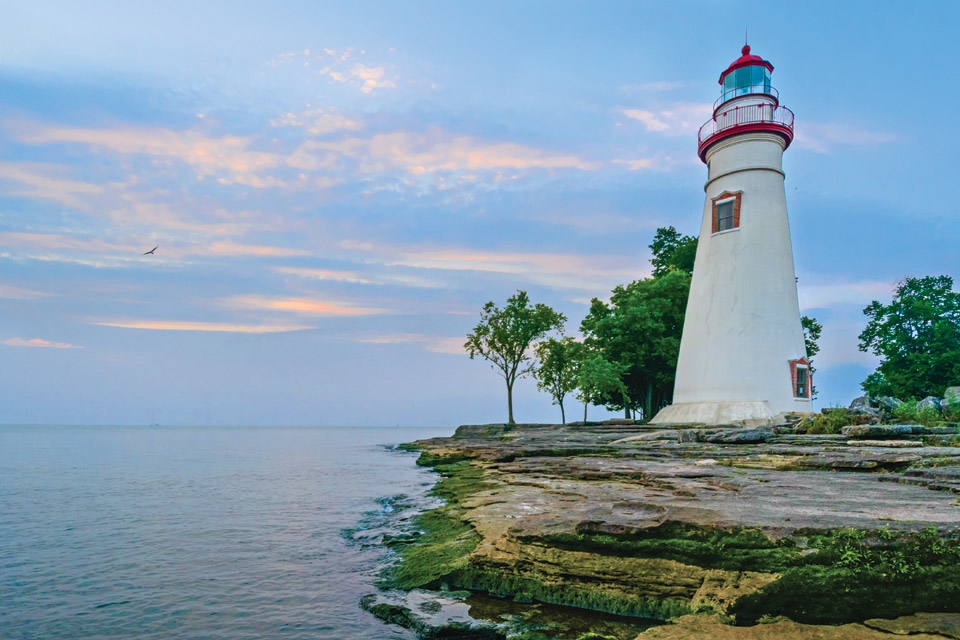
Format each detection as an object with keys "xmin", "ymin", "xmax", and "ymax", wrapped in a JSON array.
[
  {"xmin": 347, "ymin": 244, "xmax": 644, "ymax": 292},
  {"xmin": 311, "ymin": 130, "xmax": 600, "ymax": 173},
  {"xmin": 794, "ymin": 123, "xmax": 898, "ymax": 154},
  {"xmin": 18, "ymin": 124, "xmax": 280, "ymax": 177},
  {"xmin": 266, "ymin": 49, "xmax": 397, "ymax": 94},
  {"xmin": 225, "ymin": 295, "xmax": 387, "ymax": 316},
  {"xmin": 274, "ymin": 266, "xmax": 375, "ymax": 284},
  {"xmin": 357, "ymin": 333, "xmax": 465, "ymax": 354},
  {"xmin": 3, "ymin": 337, "xmax": 82, "ymax": 349},
  {"xmin": 0, "ymin": 162, "xmax": 106, "ymax": 208},
  {"xmin": 0, "ymin": 283, "xmax": 51, "ymax": 299},
  {"xmin": 0, "ymin": 231, "xmax": 132, "ymax": 255},
  {"xmin": 0, "ymin": 228, "xmax": 307, "ymax": 265},
  {"xmin": 93, "ymin": 320, "xmax": 313, "ymax": 333},
  {"xmin": 111, "ymin": 197, "xmax": 253, "ymax": 235},
  {"xmin": 274, "ymin": 266, "xmax": 447, "ymax": 289},
  {"xmin": 346, "ymin": 63, "xmax": 396, "ymax": 93},
  {"xmin": 13, "ymin": 123, "xmax": 334, "ymax": 190},
  {"xmin": 270, "ymin": 107, "xmax": 363, "ymax": 135},
  {"xmin": 201, "ymin": 241, "xmax": 311, "ymax": 258},
  {"xmin": 798, "ymin": 280, "xmax": 894, "ymax": 310},
  {"xmin": 622, "ymin": 103, "xmax": 712, "ymax": 136},
  {"xmin": 612, "ymin": 154, "xmax": 694, "ymax": 172}
]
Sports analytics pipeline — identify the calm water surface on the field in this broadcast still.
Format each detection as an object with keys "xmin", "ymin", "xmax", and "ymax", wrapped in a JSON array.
[{"xmin": 0, "ymin": 425, "xmax": 453, "ymax": 639}]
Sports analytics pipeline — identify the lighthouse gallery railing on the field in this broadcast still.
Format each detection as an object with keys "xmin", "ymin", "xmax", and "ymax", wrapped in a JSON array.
[{"xmin": 698, "ymin": 103, "xmax": 794, "ymax": 148}]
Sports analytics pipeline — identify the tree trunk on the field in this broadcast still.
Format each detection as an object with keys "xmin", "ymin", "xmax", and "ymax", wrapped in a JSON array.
[
  {"xmin": 559, "ymin": 399, "xmax": 565, "ymax": 425},
  {"xmin": 645, "ymin": 381, "xmax": 654, "ymax": 423},
  {"xmin": 506, "ymin": 379, "xmax": 515, "ymax": 424},
  {"xmin": 625, "ymin": 405, "xmax": 630, "ymax": 420},
  {"xmin": 583, "ymin": 402, "xmax": 588, "ymax": 422}
]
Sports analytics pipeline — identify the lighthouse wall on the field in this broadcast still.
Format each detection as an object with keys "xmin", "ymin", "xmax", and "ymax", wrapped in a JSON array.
[{"xmin": 652, "ymin": 132, "xmax": 811, "ymax": 424}]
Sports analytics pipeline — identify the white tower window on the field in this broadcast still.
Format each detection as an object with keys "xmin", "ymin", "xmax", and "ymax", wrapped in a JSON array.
[{"xmin": 717, "ymin": 201, "xmax": 735, "ymax": 231}]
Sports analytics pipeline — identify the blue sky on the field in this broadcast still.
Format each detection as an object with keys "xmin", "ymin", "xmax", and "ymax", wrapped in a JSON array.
[{"xmin": 1, "ymin": 1, "xmax": 958, "ymax": 426}]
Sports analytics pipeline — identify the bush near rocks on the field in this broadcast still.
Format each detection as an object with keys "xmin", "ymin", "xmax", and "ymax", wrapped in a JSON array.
[
  {"xmin": 801, "ymin": 408, "xmax": 872, "ymax": 435},
  {"xmin": 891, "ymin": 401, "xmax": 943, "ymax": 428},
  {"xmin": 944, "ymin": 387, "xmax": 960, "ymax": 421},
  {"xmin": 847, "ymin": 392, "xmax": 960, "ymax": 427}
]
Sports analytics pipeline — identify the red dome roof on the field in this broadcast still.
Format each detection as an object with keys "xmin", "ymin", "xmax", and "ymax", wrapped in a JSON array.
[{"xmin": 718, "ymin": 45, "xmax": 774, "ymax": 84}]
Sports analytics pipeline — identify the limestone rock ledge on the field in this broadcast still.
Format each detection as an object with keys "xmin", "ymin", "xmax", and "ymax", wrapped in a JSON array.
[
  {"xmin": 638, "ymin": 613, "xmax": 960, "ymax": 639},
  {"xmin": 384, "ymin": 422, "xmax": 960, "ymax": 637}
]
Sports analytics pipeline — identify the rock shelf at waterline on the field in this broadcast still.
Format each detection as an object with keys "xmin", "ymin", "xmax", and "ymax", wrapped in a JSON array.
[{"xmin": 369, "ymin": 421, "xmax": 960, "ymax": 639}]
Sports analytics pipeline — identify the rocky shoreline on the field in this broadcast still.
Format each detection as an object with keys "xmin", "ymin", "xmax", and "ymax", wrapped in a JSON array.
[{"xmin": 367, "ymin": 419, "xmax": 960, "ymax": 639}]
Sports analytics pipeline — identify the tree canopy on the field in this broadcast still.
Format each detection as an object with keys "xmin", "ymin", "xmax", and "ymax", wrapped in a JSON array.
[
  {"xmin": 574, "ymin": 355, "xmax": 628, "ymax": 422},
  {"xmin": 859, "ymin": 275, "xmax": 960, "ymax": 399},
  {"xmin": 801, "ymin": 315, "xmax": 823, "ymax": 399},
  {"xmin": 465, "ymin": 290, "xmax": 566, "ymax": 424},
  {"xmin": 533, "ymin": 337, "xmax": 581, "ymax": 424},
  {"xmin": 649, "ymin": 226, "xmax": 697, "ymax": 277},
  {"xmin": 580, "ymin": 268, "xmax": 690, "ymax": 419}
]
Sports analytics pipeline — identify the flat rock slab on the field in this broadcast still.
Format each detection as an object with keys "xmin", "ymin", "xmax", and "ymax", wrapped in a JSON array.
[
  {"xmin": 846, "ymin": 439, "xmax": 923, "ymax": 448},
  {"xmin": 411, "ymin": 423, "xmax": 960, "ymax": 539},
  {"xmin": 841, "ymin": 424, "xmax": 923, "ymax": 438},
  {"xmin": 637, "ymin": 613, "xmax": 960, "ymax": 639},
  {"xmin": 863, "ymin": 612, "xmax": 960, "ymax": 638},
  {"xmin": 702, "ymin": 429, "xmax": 772, "ymax": 444}
]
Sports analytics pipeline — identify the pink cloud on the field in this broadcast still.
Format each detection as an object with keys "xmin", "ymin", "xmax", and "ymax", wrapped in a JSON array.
[
  {"xmin": 225, "ymin": 295, "xmax": 387, "ymax": 316},
  {"xmin": 311, "ymin": 130, "xmax": 601, "ymax": 173},
  {"xmin": 0, "ymin": 283, "xmax": 51, "ymax": 299},
  {"xmin": 0, "ymin": 162, "xmax": 105, "ymax": 208},
  {"xmin": 92, "ymin": 320, "xmax": 313, "ymax": 333},
  {"xmin": 202, "ymin": 241, "xmax": 310, "ymax": 258},
  {"xmin": 357, "ymin": 333, "xmax": 465, "ymax": 354},
  {"xmin": 3, "ymin": 337, "xmax": 82, "ymax": 349}
]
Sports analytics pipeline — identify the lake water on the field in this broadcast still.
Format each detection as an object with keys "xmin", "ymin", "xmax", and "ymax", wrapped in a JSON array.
[{"xmin": 0, "ymin": 424, "xmax": 454, "ymax": 639}]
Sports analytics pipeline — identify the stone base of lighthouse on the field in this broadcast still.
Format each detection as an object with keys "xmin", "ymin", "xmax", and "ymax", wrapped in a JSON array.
[{"xmin": 651, "ymin": 400, "xmax": 782, "ymax": 427}]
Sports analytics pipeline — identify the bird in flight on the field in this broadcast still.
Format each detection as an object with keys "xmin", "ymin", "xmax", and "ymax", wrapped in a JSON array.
[{"xmin": 143, "ymin": 246, "xmax": 158, "ymax": 255}]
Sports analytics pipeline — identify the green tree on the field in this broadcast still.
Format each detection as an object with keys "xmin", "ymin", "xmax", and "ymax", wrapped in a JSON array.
[
  {"xmin": 465, "ymin": 290, "xmax": 566, "ymax": 424},
  {"xmin": 533, "ymin": 337, "xmax": 581, "ymax": 424},
  {"xmin": 580, "ymin": 269, "xmax": 691, "ymax": 420},
  {"xmin": 649, "ymin": 226, "xmax": 697, "ymax": 277},
  {"xmin": 858, "ymin": 275, "xmax": 960, "ymax": 399},
  {"xmin": 574, "ymin": 355, "xmax": 628, "ymax": 422},
  {"xmin": 801, "ymin": 315, "xmax": 823, "ymax": 399}
]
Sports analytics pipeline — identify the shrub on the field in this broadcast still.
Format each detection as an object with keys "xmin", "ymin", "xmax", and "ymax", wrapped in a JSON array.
[
  {"xmin": 892, "ymin": 400, "xmax": 945, "ymax": 427},
  {"xmin": 944, "ymin": 391, "xmax": 960, "ymax": 421},
  {"xmin": 803, "ymin": 408, "xmax": 869, "ymax": 434}
]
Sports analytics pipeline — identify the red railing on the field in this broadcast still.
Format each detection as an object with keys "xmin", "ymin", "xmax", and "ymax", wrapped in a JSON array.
[{"xmin": 698, "ymin": 103, "xmax": 794, "ymax": 158}]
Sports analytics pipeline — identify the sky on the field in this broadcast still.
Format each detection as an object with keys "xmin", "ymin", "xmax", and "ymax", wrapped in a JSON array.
[{"xmin": 1, "ymin": 1, "xmax": 958, "ymax": 426}]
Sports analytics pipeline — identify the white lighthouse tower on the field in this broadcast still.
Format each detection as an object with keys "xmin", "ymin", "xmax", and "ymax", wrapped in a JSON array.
[{"xmin": 651, "ymin": 45, "xmax": 812, "ymax": 425}]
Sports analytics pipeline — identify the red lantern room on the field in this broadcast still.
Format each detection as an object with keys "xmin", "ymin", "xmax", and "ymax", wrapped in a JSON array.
[{"xmin": 697, "ymin": 45, "xmax": 794, "ymax": 162}]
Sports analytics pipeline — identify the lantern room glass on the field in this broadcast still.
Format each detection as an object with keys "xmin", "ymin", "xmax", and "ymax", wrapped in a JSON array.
[{"xmin": 721, "ymin": 65, "xmax": 773, "ymax": 103}]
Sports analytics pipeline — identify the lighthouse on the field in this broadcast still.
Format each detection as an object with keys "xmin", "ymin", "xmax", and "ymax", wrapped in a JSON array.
[{"xmin": 651, "ymin": 45, "xmax": 812, "ymax": 425}]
